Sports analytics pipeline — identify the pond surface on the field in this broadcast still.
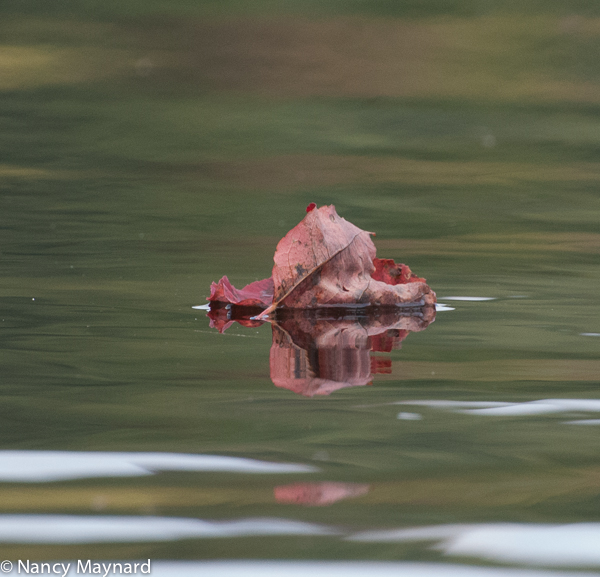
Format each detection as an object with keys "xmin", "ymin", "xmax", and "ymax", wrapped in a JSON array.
[{"xmin": 1, "ymin": 2, "xmax": 600, "ymax": 575}]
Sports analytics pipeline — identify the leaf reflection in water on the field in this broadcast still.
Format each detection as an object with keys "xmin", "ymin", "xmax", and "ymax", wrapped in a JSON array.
[
  {"xmin": 274, "ymin": 482, "xmax": 370, "ymax": 506},
  {"xmin": 208, "ymin": 305, "xmax": 435, "ymax": 397}
]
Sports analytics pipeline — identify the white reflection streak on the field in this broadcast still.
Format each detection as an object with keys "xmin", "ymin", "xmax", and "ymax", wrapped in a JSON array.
[
  {"xmin": 438, "ymin": 297, "xmax": 496, "ymax": 301},
  {"xmin": 464, "ymin": 399, "xmax": 600, "ymax": 417},
  {"xmin": 564, "ymin": 419, "xmax": 600, "ymax": 425},
  {"xmin": 349, "ymin": 523, "xmax": 600, "ymax": 568},
  {"xmin": 396, "ymin": 399, "xmax": 600, "ymax": 420},
  {"xmin": 0, "ymin": 451, "xmax": 318, "ymax": 482},
  {"xmin": 0, "ymin": 515, "xmax": 337, "ymax": 543}
]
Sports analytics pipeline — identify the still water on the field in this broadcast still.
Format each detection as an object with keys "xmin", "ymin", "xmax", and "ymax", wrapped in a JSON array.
[{"xmin": 1, "ymin": 1, "xmax": 600, "ymax": 575}]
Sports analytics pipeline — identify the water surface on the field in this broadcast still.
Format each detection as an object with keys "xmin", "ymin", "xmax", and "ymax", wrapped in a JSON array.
[{"xmin": 1, "ymin": 1, "xmax": 600, "ymax": 573}]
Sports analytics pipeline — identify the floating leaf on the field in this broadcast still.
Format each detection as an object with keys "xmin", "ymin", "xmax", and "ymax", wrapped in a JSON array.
[
  {"xmin": 207, "ymin": 204, "xmax": 435, "ymax": 318},
  {"xmin": 208, "ymin": 276, "xmax": 273, "ymax": 309}
]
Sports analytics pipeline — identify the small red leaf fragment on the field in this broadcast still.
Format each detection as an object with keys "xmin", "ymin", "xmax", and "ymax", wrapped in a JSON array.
[
  {"xmin": 372, "ymin": 258, "xmax": 426, "ymax": 285},
  {"xmin": 306, "ymin": 202, "xmax": 317, "ymax": 213},
  {"xmin": 208, "ymin": 275, "xmax": 274, "ymax": 308}
]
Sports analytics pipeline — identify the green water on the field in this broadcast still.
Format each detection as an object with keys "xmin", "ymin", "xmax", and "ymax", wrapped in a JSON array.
[{"xmin": 1, "ymin": 1, "xmax": 600, "ymax": 570}]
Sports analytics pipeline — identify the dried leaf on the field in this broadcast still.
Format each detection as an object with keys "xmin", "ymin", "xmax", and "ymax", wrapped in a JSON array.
[
  {"xmin": 272, "ymin": 205, "xmax": 370, "ymax": 299},
  {"xmin": 207, "ymin": 204, "xmax": 435, "ymax": 317},
  {"xmin": 208, "ymin": 275, "xmax": 274, "ymax": 308},
  {"xmin": 257, "ymin": 205, "xmax": 435, "ymax": 318}
]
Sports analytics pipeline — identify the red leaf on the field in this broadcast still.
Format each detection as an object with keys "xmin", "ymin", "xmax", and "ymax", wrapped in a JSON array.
[
  {"xmin": 256, "ymin": 205, "xmax": 435, "ymax": 318},
  {"xmin": 208, "ymin": 275, "xmax": 273, "ymax": 308},
  {"xmin": 372, "ymin": 258, "xmax": 425, "ymax": 284},
  {"xmin": 207, "ymin": 204, "xmax": 435, "ymax": 315}
]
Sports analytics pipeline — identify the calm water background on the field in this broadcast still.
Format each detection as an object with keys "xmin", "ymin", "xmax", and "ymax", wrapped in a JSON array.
[{"xmin": 1, "ymin": 0, "xmax": 600, "ymax": 573}]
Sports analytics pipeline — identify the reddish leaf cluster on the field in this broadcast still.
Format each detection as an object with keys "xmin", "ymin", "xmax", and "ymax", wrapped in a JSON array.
[
  {"xmin": 208, "ymin": 204, "xmax": 435, "ymax": 315},
  {"xmin": 208, "ymin": 276, "xmax": 273, "ymax": 309}
]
